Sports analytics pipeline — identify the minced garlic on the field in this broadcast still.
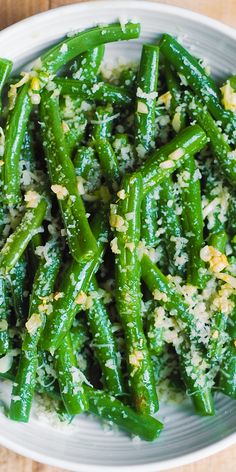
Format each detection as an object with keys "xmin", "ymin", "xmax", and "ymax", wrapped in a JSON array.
[
  {"xmin": 24, "ymin": 190, "xmax": 41, "ymax": 208},
  {"xmin": 51, "ymin": 184, "xmax": 68, "ymax": 200}
]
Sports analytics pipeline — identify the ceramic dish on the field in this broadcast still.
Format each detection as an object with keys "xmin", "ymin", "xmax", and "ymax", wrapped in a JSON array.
[{"xmin": 0, "ymin": 2, "xmax": 235, "ymax": 471}]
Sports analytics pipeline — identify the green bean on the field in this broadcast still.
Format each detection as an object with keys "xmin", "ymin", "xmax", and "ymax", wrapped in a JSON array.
[
  {"xmin": 134, "ymin": 44, "xmax": 159, "ymax": 253},
  {"xmin": 163, "ymin": 60, "xmax": 186, "ymax": 132},
  {"xmin": 0, "ymin": 58, "xmax": 13, "ymax": 112},
  {"xmin": 159, "ymin": 176, "xmax": 186, "ymax": 276},
  {"xmin": 85, "ymin": 387, "xmax": 163, "ymax": 441},
  {"xmin": 92, "ymin": 105, "xmax": 114, "ymax": 141},
  {"xmin": 119, "ymin": 67, "xmax": 137, "ymax": 90},
  {"xmin": 141, "ymin": 192, "xmax": 158, "ymax": 248},
  {"xmin": 74, "ymin": 146, "xmax": 102, "ymax": 193},
  {"xmin": 41, "ymin": 210, "xmax": 109, "ymax": 352},
  {"xmin": 207, "ymin": 231, "xmax": 228, "ymax": 365},
  {"xmin": 113, "ymin": 172, "xmax": 158, "ymax": 414},
  {"xmin": 71, "ymin": 45, "xmax": 105, "ymax": 81},
  {"xmin": 40, "ymin": 23, "xmax": 140, "ymax": 76},
  {"xmin": 178, "ymin": 154, "xmax": 205, "ymax": 287},
  {"xmin": 63, "ymin": 112, "xmax": 87, "ymax": 158},
  {"xmin": 70, "ymin": 318, "xmax": 89, "ymax": 354},
  {"xmin": 141, "ymin": 254, "xmax": 215, "ymax": 415},
  {"xmin": 40, "ymin": 89, "xmax": 98, "ymax": 262},
  {"xmin": 209, "ymin": 231, "xmax": 228, "ymax": 253},
  {"xmin": 95, "ymin": 138, "xmax": 120, "ymax": 190},
  {"xmin": 220, "ymin": 269, "xmax": 236, "ymax": 400},
  {"xmin": 160, "ymin": 34, "xmax": 236, "ymax": 142},
  {"xmin": 145, "ymin": 300, "xmax": 165, "ymax": 355},
  {"xmin": 9, "ymin": 238, "xmax": 62, "ymax": 422},
  {"xmin": 55, "ymin": 333, "xmax": 88, "ymax": 415},
  {"xmin": 0, "ymin": 275, "xmax": 10, "ymax": 356},
  {"xmin": 135, "ymin": 44, "xmax": 159, "ymax": 160},
  {"xmin": 141, "ymin": 254, "xmax": 193, "ymax": 330},
  {"xmin": 54, "ymin": 78, "xmax": 132, "ymax": 106},
  {"xmin": 9, "ymin": 255, "xmax": 28, "ymax": 326},
  {"xmin": 86, "ymin": 277, "xmax": 123, "ymax": 396},
  {"xmin": 0, "ymin": 197, "xmax": 47, "ymax": 273},
  {"xmin": 3, "ymin": 83, "xmax": 32, "ymax": 205},
  {"xmin": 140, "ymin": 125, "xmax": 208, "ymax": 196},
  {"xmin": 185, "ymin": 93, "xmax": 236, "ymax": 185}
]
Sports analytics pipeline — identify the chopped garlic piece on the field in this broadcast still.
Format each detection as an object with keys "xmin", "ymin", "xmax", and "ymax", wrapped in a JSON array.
[
  {"xmin": 200, "ymin": 245, "xmax": 228, "ymax": 273},
  {"xmin": 0, "ymin": 320, "xmax": 8, "ymax": 331},
  {"xmin": 212, "ymin": 330, "xmax": 219, "ymax": 339},
  {"xmin": 75, "ymin": 291, "xmax": 87, "ymax": 305},
  {"xmin": 172, "ymin": 112, "xmax": 181, "ymax": 133},
  {"xmin": 25, "ymin": 313, "xmax": 42, "ymax": 335},
  {"xmin": 158, "ymin": 91, "xmax": 172, "ymax": 109},
  {"xmin": 62, "ymin": 120, "xmax": 70, "ymax": 133},
  {"xmin": 215, "ymin": 272, "xmax": 236, "ymax": 289},
  {"xmin": 153, "ymin": 289, "xmax": 168, "ymax": 302},
  {"xmin": 117, "ymin": 189, "xmax": 126, "ymax": 200},
  {"xmin": 168, "ymin": 148, "xmax": 184, "ymax": 161},
  {"xmin": 24, "ymin": 190, "xmax": 41, "ymax": 208},
  {"xmin": 220, "ymin": 81, "xmax": 236, "ymax": 112},
  {"xmin": 110, "ymin": 237, "xmax": 121, "ymax": 254},
  {"xmin": 110, "ymin": 213, "xmax": 127, "ymax": 232},
  {"xmin": 77, "ymin": 176, "xmax": 86, "ymax": 195},
  {"xmin": 137, "ymin": 101, "xmax": 148, "ymax": 114},
  {"xmin": 125, "ymin": 242, "xmax": 135, "ymax": 252},
  {"xmin": 51, "ymin": 184, "xmax": 68, "ymax": 199},
  {"xmin": 129, "ymin": 350, "xmax": 144, "ymax": 367},
  {"xmin": 0, "ymin": 160, "xmax": 4, "ymax": 166},
  {"xmin": 159, "ymin": 159, "xmax": 175, "ymax": 169},
  {"xmin": 0, "ymin": 127, "xmax": 5, "ymax": 157},
  {"xmin": 54, "ymin": 292, "xmax": 64, "ymax": 301}
]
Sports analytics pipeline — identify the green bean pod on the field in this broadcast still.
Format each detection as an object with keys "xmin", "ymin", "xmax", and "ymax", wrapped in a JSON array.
[
  {"xmin": 178, "ymin": 154, "xmax": 205, "ymax": 287},
  {"xmin": 9, "ymin": 255, "xmax": 28, "ymax": 326},
  {"xmin": 9, "ymin": 238, "xmax": 62, "ymax": 422},
  {"xmin": 0, "ymin": 275, "xmax": 10, "ymax": 355},
  {"xmin": 160, "ymin": 33, "xmax": 236, "ymax": 141},
  {"xmin": 71, "ymin": 45, "xmax": 105, "ymax": 81},
  {"xmin": 163, "ymin": 60, "xmax": 186, "ymax": 132},
  {"xmin": 0, "ymin": 197, "xmax": 47, "ymax": 273},
  {"xmin": 40, "ymin": 23, "xmax": 140, "ymax": 75},
  {"xmin": 135, "ymin": 44, "xmax": 159, "ymax": 161},
  {"xmin": 185, "ymin": 93, "xmax": 236, "ymax": 185},
  {"xmin": 140, "ymin": 125, "xmax": 208, "ymax": 196},
  {"xmin": 85, "ymin": 386, "xmax": 163, "ymax": 441},
  {"xmin": 95, "ymin": 138, "xmax": 120, "ymax": 190},
  {"xmin": 92, "ymin": 105, "xmax": 114, "ymax": 141},
  {"xmin": 159, "ymin": 176, "xmax": 186, "ymax": 276},
  {"xmin": 41, "ymin": 210, "xmax": 109, "ymax": 352},
  {"xmin": 3, "ymin": 83, "xmax": 32, "ymax": 205},
  {"xmin": 114, "ymin": 172, "xmax": 158, "ymax": 414},
  {"xmin": 40, "ymin": 89, "xmax": 98, "ymax": 262},
  {"xmin": 55, "ymin": 333, "xmax": 89, "ymax": 415},
  {"xmin": 141, "ymin": 192, "xmax": 158, "ymax": 248},
  {"xmin": 55, "ymin": 78, "xmax": 132, "ymax": 106},
  {"xmin": 0, "ymin": 57, "xmax": 13, "ymax": 112},
  {"xmin": 141, "ymin": 254, "xmax": 215, "ymax": 415},
  {"xmin": 207, "ymin": 231, "xmax": 228, "ymax": 365},
  {"xmin": 74, "ymin": 146, "xmax": 102, "ymax": 193},
  {"xmin": 86, "ymin": 276, "xmax": 124, "ymax": 396}
]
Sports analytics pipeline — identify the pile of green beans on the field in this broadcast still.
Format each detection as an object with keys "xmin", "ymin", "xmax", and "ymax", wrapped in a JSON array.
[{"xmin": 0, "ymin": 24, "xmax": 236, "ymax": 442}]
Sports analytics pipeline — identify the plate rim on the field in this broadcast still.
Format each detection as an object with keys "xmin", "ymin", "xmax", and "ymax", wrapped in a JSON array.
[{"xmin": 0, "ymin": 1, "xmax": 236, "ymax": 470}]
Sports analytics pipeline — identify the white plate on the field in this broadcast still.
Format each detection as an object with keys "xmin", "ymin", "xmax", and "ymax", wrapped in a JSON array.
[{"xmin": 0, "ymin": 2, "xmax": 236, "ymax": 471}]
